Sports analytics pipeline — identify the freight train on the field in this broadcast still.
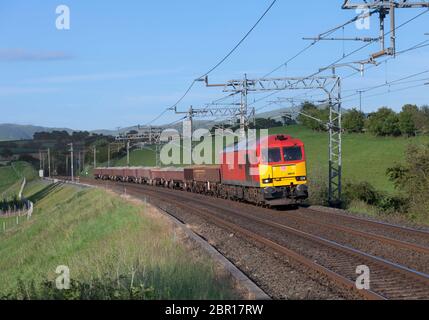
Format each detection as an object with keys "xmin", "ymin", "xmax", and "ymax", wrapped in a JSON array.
[{"xmin": 93, "ymin": 134, "xmax": 308, "ymax": 206}]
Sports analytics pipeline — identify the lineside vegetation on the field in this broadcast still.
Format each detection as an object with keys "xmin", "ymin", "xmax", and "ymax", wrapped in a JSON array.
[{"xmin": 0, "ymin": 183, "xmax": 237, "ymax": 300}]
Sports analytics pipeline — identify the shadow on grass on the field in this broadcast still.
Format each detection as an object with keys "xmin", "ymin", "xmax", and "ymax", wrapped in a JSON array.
[{"xmin": 28, "ymin": 183, "xmax": 64, "ymax": 204}]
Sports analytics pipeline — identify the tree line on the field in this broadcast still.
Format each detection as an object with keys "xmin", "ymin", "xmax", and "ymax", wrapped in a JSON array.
[
  {"xmin": 0, "ymin": 196, "xmax": 28, "ymax": 214},
  {"xmin": 298, "ymin": 102, "xmax": 429, "ymax": 137}
]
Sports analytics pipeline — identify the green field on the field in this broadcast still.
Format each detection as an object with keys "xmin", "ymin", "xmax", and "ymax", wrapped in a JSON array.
[
  {"xmin": 0, "ymin": 181, "xmax": 237, "ymax": 300},
  {"xmin": 108, "ymin": 125, "xmax": 429, "ymax": 195},
  {"xmin": 271, "ymin": 126, "xmax": 429, "ymax": 194}
]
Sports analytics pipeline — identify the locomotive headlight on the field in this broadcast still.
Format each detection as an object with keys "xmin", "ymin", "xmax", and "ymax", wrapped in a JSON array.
[
  {"xmin": 296, "ymin": 176, "xmax": 307, "ymax": 181},
  {"xmin": 263, "ymin": 178, "xmax": 273, "ymax": 184}
]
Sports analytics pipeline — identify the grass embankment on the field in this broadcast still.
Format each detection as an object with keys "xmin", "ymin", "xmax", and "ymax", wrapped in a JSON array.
[
  {"xmin": 0, "ymin": 162, "xmax": 38, "ymax": 198},
  {"xmin": 0, "ymin": 182, "xmax": 237, "ymax": 300}
]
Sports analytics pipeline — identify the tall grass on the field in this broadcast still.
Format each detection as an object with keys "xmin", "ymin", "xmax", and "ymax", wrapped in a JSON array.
[{"xmin": 0, "ymin": 184, "xmax": 237, "ymax": 300}]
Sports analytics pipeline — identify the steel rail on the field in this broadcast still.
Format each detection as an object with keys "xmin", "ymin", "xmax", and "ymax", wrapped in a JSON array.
[
  {"xmin": 306, "ymin": 207, "xmax": 429, "ymax": 238},
  {"xmin": 122, "ymin": 184, "xmax": 385, "ymax": 300},
  {"xmin": 127, "ymin": 184, "xmax": 429, "ymax": 286}
]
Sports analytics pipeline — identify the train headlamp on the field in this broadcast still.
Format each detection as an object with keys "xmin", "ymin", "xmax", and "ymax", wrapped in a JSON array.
[
  {"xmin": 263, "ymin": 178, "xmax": 273, "ymax": 184},
  {"xmin": 296, "ymin": 176, "xmax": 307, "ymax": 182}
]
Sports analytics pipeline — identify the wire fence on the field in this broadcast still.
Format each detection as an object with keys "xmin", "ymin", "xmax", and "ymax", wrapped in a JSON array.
[
  {"xmin": 0, "ymin": 200, "xmax": 33, "ymax": 234},
  {"xmin": 0, "ymin": 178, "xmax": 34, "ymax": 235}
]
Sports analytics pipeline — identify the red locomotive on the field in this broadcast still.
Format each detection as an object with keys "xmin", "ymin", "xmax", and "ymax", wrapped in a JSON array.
[{"xmin": 94, "ymin": 134, "xmax": 308, "ymax": 206}]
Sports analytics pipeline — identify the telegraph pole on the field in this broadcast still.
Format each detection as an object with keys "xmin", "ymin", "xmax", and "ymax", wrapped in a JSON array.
[
  {"xmin": 126, "ymin": 141, "xmax": 130, "ymax": 167},
  {"xmin": 108, "ymin": 144, "xmax": 111, "ymax": 167},
  {"xmin": 78, "ymin": 151, "xmax": 81, "ymax": 176},
  {"xmin": 93, "ymin": 146, "xmax": 97, "ymax": 168},
  {"xmin": 41, "ymin": 152, "xmax": 45, "ymax": 174},
  {"xmin": 66, "ymin": 155, "xmax": 69, "ymax": 177},
  {"xmin": 69, "ymin": 143, "xmax": 74, "ymax": 182},
  {"xmin": 357, "ymin": 90, "xmax": 364, "ymax": 112},
  {"xmin": 47, "ymin": 148, "xmax": 51, "ymax": 178},
  {"xmin": 39, "ymin": 150, "xmax": 42, "ymax": 172}
]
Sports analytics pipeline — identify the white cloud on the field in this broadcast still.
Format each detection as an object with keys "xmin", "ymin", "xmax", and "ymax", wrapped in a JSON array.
[{"xmin": 0, "ymin": 49, "xmax": 72, "ymax": 61}]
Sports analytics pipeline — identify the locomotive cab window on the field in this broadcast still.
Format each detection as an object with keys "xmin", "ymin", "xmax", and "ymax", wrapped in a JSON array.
[
  {"xmin": 262, "ymin": 148, "xmax": 282, "ymax": 163},
  {"xmin": 283, "ymin": 147, "xmax": 303, "ymax": 161}
]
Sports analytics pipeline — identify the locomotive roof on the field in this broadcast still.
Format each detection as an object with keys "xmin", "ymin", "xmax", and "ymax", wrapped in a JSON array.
[{"xmin": 223, "ymin": 134, "xmax": 303, "ymax": 153}]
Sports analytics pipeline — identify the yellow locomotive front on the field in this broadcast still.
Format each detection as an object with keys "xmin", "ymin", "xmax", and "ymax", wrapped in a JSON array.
[{"xmin": 258, "ymin": 135, "xmax": 308, "ymax": 205}]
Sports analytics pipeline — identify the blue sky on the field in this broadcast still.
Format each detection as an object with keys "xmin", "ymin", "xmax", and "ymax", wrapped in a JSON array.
[{"xmin": 0, "ymin": 0, "xmax": 428, "ymax": 130}]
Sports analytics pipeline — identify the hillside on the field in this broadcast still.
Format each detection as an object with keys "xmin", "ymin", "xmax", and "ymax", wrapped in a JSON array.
[
  {"xmin": 0, "ymin": 124, "xmax": 74, "ymax": 141},
  {"xmin": 0, "ymin": 182, "xmax": 237, "ymax": 299}
]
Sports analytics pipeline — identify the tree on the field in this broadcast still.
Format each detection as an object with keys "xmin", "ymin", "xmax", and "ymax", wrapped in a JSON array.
[
  {"xmin": 366, "ymin": 107, "xmax": 401, "ymax": 136},
  {"xmin": 249, "ymin": 118, "xmax": 283, "ymax": 130},
  {"xmin": 415, "ymin": 105, "xmax": 429, "ymax": 134},
  {"xmin": 1, "ymin": 148, "xmax": 13, "ymax": 158},
  {"xmin": 297, "ymin": 102, "xmax": 329, "ymax": 131},
  {"xmin": 343, "ymin": 108, "xmax": 365, "ymax": 133},
  {"xmin": 399, "ymin": 104, "xmax": 418, "ymax": 136}
]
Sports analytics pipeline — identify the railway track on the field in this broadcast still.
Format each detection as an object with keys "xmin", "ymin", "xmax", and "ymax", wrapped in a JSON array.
[{"xmin": 78, "ymin": 178, "xmax": 429, "ymax": 299}]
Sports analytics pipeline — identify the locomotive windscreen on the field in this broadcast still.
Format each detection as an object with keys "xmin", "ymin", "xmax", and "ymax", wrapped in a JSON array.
[{"xmin": 283, "ymin": 147, "xmax": 303, "ymax": 161}]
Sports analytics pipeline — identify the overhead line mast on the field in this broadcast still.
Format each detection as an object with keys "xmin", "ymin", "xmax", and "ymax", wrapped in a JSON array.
[{"xmin": 203, "ymin": 74, "xmax": 343, "ymax": 206}]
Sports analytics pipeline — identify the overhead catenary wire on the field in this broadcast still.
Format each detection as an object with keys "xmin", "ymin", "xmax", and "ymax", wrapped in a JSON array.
[
  {"xmin": 258, "ymin": 9, "xmax": 429, "ymax": 112},
  {"xmin": 151, "ymin": 1, "xmax": 374, "ymax": 127},
  {"xmin": 252, "ymin": 38, "xmax": 429, "ymax": 115},
  {"xmin": 341, "ymin": 82, "xmax": 429, "ymax": 105},
  {"xmin": 340, "ymin": 70, "xmax": 429, "ymax": 101},
  {"xmin": 288, "ymin": 39, "xmax": 429, "ymax": 103},
  {"xmin": 263, "ymin": 8, "xmax": 379, "ymax": 78},
  {"xmin": 143, "ymin": 0, "xmax": 278, "ymax": 127},
  {"xmin": 156, "ymin": 5, "xmax": 429, "ymax": 130}
]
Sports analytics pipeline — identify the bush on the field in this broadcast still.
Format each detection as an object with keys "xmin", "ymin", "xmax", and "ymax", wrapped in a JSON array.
[
  {"xmin": 343, "ymin": 108, "xmax": 365, "ymax": 133},
  {"xmin": 308, "ymin": 168, "xmax": 329, "ymax": 206},
  {"xmin": 366, "ymin": 107, "xmax": 401, "ymax": 136},
  {"xmin": 387, "ymin": 143, "xmax": 429, "ymax": 223},
  {"xmin": 342, "ymin": 181, "xmax": 408, "ymax": 214},
  {"xmin": 342, "ymin": 181, "xmax": 380, "ymax": 207}
]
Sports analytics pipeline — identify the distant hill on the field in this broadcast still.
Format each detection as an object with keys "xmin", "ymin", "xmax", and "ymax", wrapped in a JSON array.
[
  {"xmin": 0, "ymin": 104, "xmax": 345, "ymax": 141},
  {"xmin": 0, "ymin": 124, "xmax": 74, "ymax": 141}
]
